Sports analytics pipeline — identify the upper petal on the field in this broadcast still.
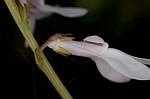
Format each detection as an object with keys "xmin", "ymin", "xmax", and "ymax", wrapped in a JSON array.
[
  {"xmin": 99, "ymin": 48, "xmax": 150, "ymax": 80},
  {"xmin": 39, "ymin": 5, "xmax": 88, "ymax": 17},
  {"xmin": 83, "ymin": 35, "xmax": 104, "ymax": 43}
]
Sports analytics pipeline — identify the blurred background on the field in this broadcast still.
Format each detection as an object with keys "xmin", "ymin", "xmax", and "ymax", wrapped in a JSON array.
[{"xmin": 1, "ymin": 0, "xmax": 150, "ymax": 99}]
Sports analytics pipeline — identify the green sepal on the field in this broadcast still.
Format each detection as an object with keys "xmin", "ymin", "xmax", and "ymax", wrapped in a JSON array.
[
  {"xmin": 26, "ymin": 2, "xmax": 36, "ymax": 9},
  {"xmin": 55, "ymin": 47, "xmax": 72, "ymax": 56}
]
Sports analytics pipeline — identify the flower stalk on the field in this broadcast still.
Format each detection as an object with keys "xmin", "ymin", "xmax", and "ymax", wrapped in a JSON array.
[{"xmin": 4, "ymin": 0, "xmax": 73, "ymax": 98}]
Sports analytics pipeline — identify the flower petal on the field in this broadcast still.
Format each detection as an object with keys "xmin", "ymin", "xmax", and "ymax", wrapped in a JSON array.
[
  {"xmin": 40, "ymin": 5, "xmax": 88, "ymax": 17},
  {"xmin": 91, "ymin": 57, "xmax": 131, "ymax": 83},
  {"xmin": 83, "ymin": 35, "xmax": 104, "ymax": 43},
  {"xmin": 24, "ymin": 17, "xmax": 36, "ymax": 48},
  {"xmin": 98, "ymin": 48, "xmax": 150, "ymax": 80},
  {"xmin": 47, "ymin": 39, "xmax": 108, "ymax": 57},
  {"xmin": 132, "ymin": 56, "xmax": 150, "ymax": 65},
  {"xmin": 28, "ymin": 17, "xmax": 36, "ymax": 33}
]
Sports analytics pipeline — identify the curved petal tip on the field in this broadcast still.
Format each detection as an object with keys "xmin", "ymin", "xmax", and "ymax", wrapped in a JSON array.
[
  {"xmin": 43, "ymin": 5, "xmax": 88, "ymax": 17},
  {"xmin": 100, "ymin": 48, "xmax": 150, "ymax": 80}
]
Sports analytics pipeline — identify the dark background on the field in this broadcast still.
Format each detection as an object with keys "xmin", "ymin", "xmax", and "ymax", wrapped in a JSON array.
[{"xmin": 1, "ymin": 0, "xmax": 150, "ymax": 99}]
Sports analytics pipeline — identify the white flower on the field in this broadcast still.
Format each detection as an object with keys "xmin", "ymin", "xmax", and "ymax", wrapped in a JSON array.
[
  {"xmin": 18, "ymin": 0, "xmax": 88, "ymax": 47},
  {"xmin": 43, "ymin": 33, "xmax": 150, "ymax": 83}
]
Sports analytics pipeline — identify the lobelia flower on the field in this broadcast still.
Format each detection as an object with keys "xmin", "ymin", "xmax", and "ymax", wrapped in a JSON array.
[
  {"xmin": 41, "ymin": 33, "xmax": 150, "ymax": 83},
  {"xmin": 18, "ymin": 0, "xmax": 88, "ymax": 47}
]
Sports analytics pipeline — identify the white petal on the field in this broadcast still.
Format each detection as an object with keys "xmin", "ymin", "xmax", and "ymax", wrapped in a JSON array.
[
  {"xmin": 47, "ymin": 40, "xmax": 108, "ymax": 57},
  {"xmin": 40, "ymin": 5, "xmax": 88, "ymax": 17},
  {"xmin": 27, "ymin": 8, "xmax": 53, "ymax": 19},
  {"xmin": 24, "ymin": 17, "xmax": 36, "ymax": 48},
  {"xmin": 83, "ymin": 35, "xmax": 104, "ymax": 43},
  {"xmin": 91, "ymin": 57, "xmax": 131, "ymax": 83},
  {"xmin": 99, "ymin": 48, "xmax": 150, "ymax": 80},
  {"xmin": 132, "ymin": 56, "xmax": 150, "ymax": 65},
  {"xmin": 28, "ymin": 17, "xmax": 36, "ymax": 34}
]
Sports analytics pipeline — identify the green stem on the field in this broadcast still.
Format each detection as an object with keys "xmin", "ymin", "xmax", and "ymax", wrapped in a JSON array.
[{"xmin": 4, "ymin": 0, "xmax": 73, "ymax": 98}]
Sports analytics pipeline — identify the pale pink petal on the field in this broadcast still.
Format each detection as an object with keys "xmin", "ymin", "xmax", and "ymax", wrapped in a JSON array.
[
  {"xmin": 98, "ymin": 48, "xmax": 150, "ymax": 80},
  {"xmin": 47, "ymin": 40, "xmax": 108, "ymax": 57},
  {"xmin": 27, "ymin": 7, "xmax": 53, "ymax": 19},
  {"xmin": 26, "ymin": 2, "xmax": 87, "ymax": 19},
  {"xmin": 83, "ymin": 35, "xmax": 104, "ymax": 43},
  {"xmin": 132, "ymin": 56, "xmax": 150, "ymax": 65},
  {"xmin": 91, "ymin": 57, "xmax": 131, "ymax": 83},
  {"xmin": 78, "ymin": 36, "xmax": 130, "ymax": 83},
  {"xmin": 24, "ymin": 17, "xmax": 36, "ymax": 48},
  {"xmin": 40, "ymin": 5, "xmax": 88, "ymax": 17},
  {"xmin": 28, "ymin": 17, "xmax": 36, "ymax": 33}
]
